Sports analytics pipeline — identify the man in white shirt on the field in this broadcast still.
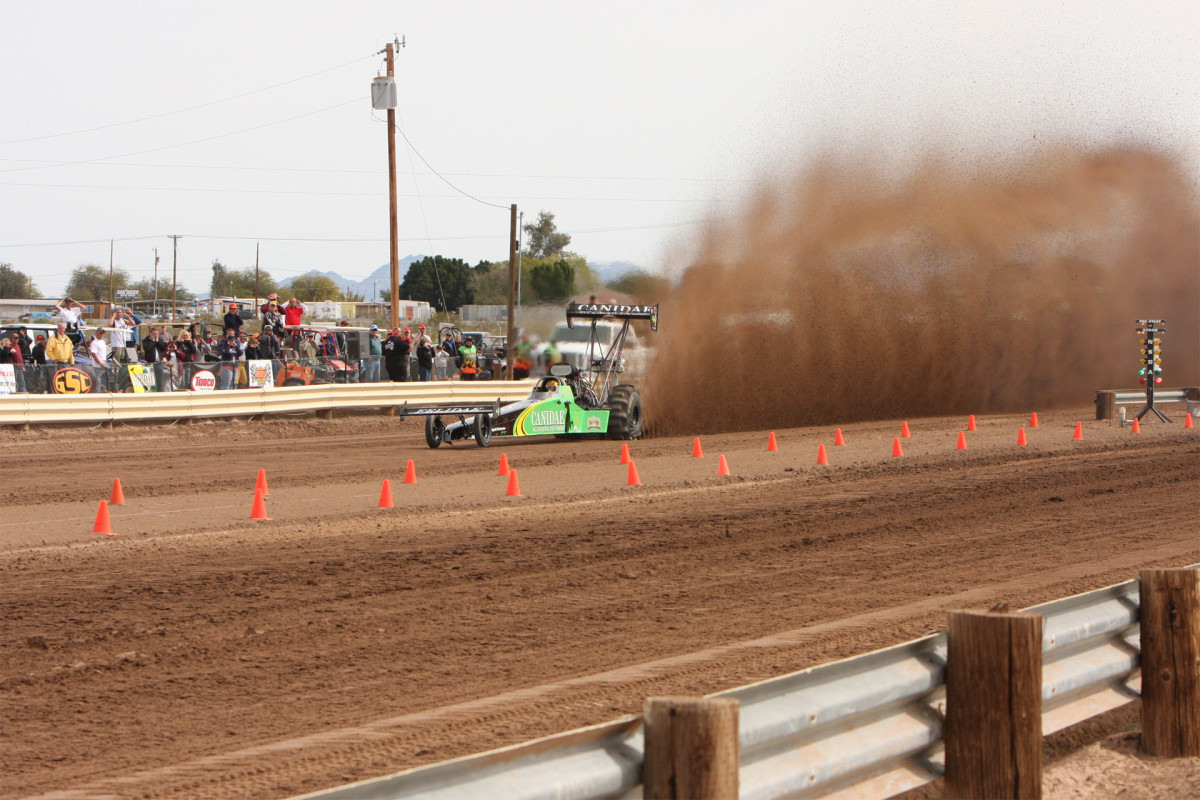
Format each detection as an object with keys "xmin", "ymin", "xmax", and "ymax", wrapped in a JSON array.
[
  {"xmin": 55, "ymin": 298, "xmax": 85, "ymax": 345},
  {"xmin": 108, "ymin": 308, "xmax": 134, "ymax": 355},
  {"xmin": 89, "ymin": 330, "xmax": 111, "ymax": 391}
]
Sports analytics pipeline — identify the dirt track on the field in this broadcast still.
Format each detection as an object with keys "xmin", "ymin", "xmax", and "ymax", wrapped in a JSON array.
[{"xmin": 1, "ymin": 409, "xmax": 1197, "ymax": 800}]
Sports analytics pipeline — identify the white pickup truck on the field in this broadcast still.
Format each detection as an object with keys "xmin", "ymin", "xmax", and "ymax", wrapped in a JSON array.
[{"xmin": 547, "ymin": 320, "xmax": 649, "ymax": 376}]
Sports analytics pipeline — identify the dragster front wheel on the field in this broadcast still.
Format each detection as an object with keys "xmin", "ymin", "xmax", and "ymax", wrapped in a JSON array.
[
  {"xmin": 474, "ymin": 413, "xmax": 492, "ymax": 447},
  {"xmin": 425, "ymin": 415, "xmax": 445, "ymax": 449}
]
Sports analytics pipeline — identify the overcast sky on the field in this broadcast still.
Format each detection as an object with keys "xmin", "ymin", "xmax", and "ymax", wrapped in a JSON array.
[{"xmin": 1, "ymin": 1, "xmax": 1196, "ymax": 298}]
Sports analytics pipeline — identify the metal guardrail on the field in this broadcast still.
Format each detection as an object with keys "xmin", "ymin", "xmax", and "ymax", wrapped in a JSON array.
[
  {"xmin": 0, "ymin": 381, "xmax": 535, "ymax": 426},
  {"xmin": 1110, "ymin": 389, "xmax": 1189, "ymax": 405},
  {"xmin": 290, "ymin": 574, "xmax": 1171, "ymax": 800}
]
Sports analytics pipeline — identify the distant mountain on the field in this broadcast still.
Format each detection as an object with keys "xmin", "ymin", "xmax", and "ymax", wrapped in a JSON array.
[
  {"xmin": 588, "ymin": 260, "xmax": 643, "ymax": 284},
  {"xmin": 279, "ymin": 255, "xmax": 427, "ymax": 300}
]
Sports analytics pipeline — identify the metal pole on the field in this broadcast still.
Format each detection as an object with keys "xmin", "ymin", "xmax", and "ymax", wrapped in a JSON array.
[
  {"xmin": 507, "ymin": 204, "xmax": 517, "ymax": 379},
  {"xmin": 153, "ymin": 248, "xmax": 159, "ymax": 316},
  {"xmin": 386, "ymin": 40, "xmax": 400, "ymax": 331},
  {"xmin": 170, "ymin": 235, "xmax": 179, "ymax": 322},
  {"xmin": 517, "ymin": 210, "xmax": 523, "ymax": 307}
]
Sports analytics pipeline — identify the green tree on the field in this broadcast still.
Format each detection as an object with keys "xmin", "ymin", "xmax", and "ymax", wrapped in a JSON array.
[
  {"xmin": 522, "ymin": 211, "xmax": 571, "ymax": 259},
  {"xmin": 65, "ymin": 263, "xmax": 130, "ymax": 301},
  {"xmin": 528, "ymin": 258, "xmax": 575, "ymax": 304},
  {"xmin": 400, "ymin": 256, "xmax": 475, "ymax": 311},
  {"xmin": 129, "ymin": 277, "xmax": 193, "ymax": 303},
  {"xmin": 289, "ymin": 274, "xmax": 341, "ymax": 302},
  {"xmin": 0, "ymin": 263, "xmax": 38, "ymax": 298},
  {"xmin": 211, "ymin": 260, "xmax": 277, "ymax": 298}
]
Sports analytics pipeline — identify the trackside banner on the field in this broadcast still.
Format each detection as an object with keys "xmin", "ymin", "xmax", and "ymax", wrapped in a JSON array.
[
  {"xmin": 127, "ymin": 364, "xmax": 156, "ymax": 393},
  {"xmin": 0, "ymin": 365, "xmax": 15, "ymax": 394}
]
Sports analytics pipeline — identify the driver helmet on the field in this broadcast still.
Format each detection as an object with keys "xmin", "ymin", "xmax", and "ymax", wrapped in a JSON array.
[{"xmin": 545, "ymin": 379, "xmax": 558, "ymax": 390}]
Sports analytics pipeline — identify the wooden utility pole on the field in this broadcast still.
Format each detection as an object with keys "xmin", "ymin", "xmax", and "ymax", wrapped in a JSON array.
[
  {"xmin": 1140, "ymin": 568, "xmax": 1200, "ymax": 757},
  {"xmin": 170, "ymin": 235, "xmax": 180, "ymax": 322},
  {"xmin": 506, "ymin": 204, "xmax": 517, "ymax": 379},
  {"xmin": 254, "ymin": 242, "xmax": 260, "ymax": 309},
  {"xmin": 153, "ymin": 248, "xmax": 159, "ymax": 316},
  {"xmin": 643, "ymin": 697, "xmax": 739, "ymax": 800},
  {"xmin": 945, "ymin": 610, "xmax": 1043, "ymax": 799},
  {"xmin": 108, "ymin": 239, "xmax": 114, "ymax": 305},
  {"xmin": 386, "ymin": 40, "xmax": 401, "ymax": 331}
]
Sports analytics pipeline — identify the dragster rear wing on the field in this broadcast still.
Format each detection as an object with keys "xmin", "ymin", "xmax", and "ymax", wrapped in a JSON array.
[
  {"xmin": 398, "ymin": 399, "xmax": 502, "ymax": 418},
  {"xmin": 566, "ymin": 302, "xmax": 658, "ymax": 332}
]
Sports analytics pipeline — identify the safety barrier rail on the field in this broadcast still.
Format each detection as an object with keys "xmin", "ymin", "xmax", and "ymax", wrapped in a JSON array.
[
  {"xmin": 1094, "ymin": 387, "xmax": 1199, "ymax": 420},
  {"xmin": 0, "ymin": 381, "xmax": 535, "ymax": 426},
  {"xmin": 291, "ymin": 576, "xmax": 1152, "ymax": 800}
]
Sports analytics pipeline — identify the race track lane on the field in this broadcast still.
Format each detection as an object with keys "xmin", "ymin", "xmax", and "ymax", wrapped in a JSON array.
[{"xmin": 1, "ymin": 410, "xmax": 1196, "ymax": 799}]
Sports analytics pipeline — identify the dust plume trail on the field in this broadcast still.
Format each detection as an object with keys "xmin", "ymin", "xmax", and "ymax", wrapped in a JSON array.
[{"xmin": 645, "ymin": 148, "xmax": 1199, "ymax": 435}]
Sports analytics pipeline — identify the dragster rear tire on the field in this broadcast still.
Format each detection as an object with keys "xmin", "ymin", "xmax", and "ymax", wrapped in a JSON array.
[{"xmin": 605, "ymin": 385, "xmax": 643, "ymax": 440}]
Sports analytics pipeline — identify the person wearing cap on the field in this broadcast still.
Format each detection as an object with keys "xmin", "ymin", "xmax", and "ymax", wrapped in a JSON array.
[
  {"xmin": 30, "ymin": 334, "xmax": 47, "ymax": 365},
  {"xmin": 13, "ymin": 326, "xmax": 33, "ymax": 364},
  {"xmin": 364, "ymin": 324, "xmax": 383, "ymax": 382},
  {"xmin": 259, "ymin": 294, "xmax": 284, "ymax": 332},
  {"xmin": 222, "ymin": 303, "xmax": 244, "ymax": 337},
  {"xmin": 55, "ymin": 297, "xmax": 85, "ymax": 345},
  {"xmin": 458, "ymin": 336, "xmax": 479, "ymax": 381},
  {"xmin": 298, "ymin": 332, "xmax": 318, "ymax": 361},
  {"xmin": 382, "ymin": 327, "xmax": 410, "ymax": 382},
  {"xmin": 415, "ymin": 331, "xmax": 435, "ymax": 382}
]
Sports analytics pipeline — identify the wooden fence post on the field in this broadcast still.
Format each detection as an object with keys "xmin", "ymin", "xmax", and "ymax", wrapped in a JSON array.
[
  {"xmin": 945, "ymin": 610, "xmax": 1043, "ymax": 800},
  {"xmin": 1140, "ymin": 568, "xmax": 1200, "ymax": 757},
  {"xmin": 643, "ymin": 697, "xmax": 739, "ymax": 800}
]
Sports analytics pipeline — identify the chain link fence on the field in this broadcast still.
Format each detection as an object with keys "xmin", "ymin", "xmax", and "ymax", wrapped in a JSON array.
[{"xmin": 0, "ymin": 352, "xmax": 478, "ymax": 395}]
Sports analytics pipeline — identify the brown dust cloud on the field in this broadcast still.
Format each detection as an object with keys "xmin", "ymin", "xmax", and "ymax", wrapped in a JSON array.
[{"xmin": 643, "ymin": 148, "xmax": 1199, "ymax": 436}]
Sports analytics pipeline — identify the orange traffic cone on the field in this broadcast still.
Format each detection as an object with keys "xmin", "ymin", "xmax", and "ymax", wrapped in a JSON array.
[
  {"xmin": 1073, "ymin": 422, "xmax": 1083, "ymax": 440},
  {"xmin": 1131, "ymin": 417, "xmax": 1141, "ymax": 433},
  {"xmin": 627, "ymin": 460, "xmax": 642, "ymax": 486},
  {"xmin": 892, "ymin": 437, "xmax": 904, "ymax": 457},
  {"xmin": 692, "ymin": 437, "xmax": 704, "ymax": 458},
  {"xmin": 620, "ymin": 443, "xmax": 631, "ymax": 464},
  {"xmin": 92, "ymin": 500, "xmax": 114, "ymax": 535},
  {"xmin": 967, "ymin": 414, "xmax": 977, "ymax": 431},
  {"xmin": 816, "ymin": 444, "xmax": 829, "ymax": 466},
  {"xmin": 110, "ymin": 478, "xmax": 126, "ymax": 506},
  {"xmin": 956, "ymin": 431, "xmax": 967, "ymax": 450},
  {"xmin": 1186, "ymin": 412, "xmax": 1194, "ymax": 429},
  {"xmin": 1030, "ymin": 411, "xmax": 1039, "ymax": 428},
  {"xmin": 498, "ymin": 453, "xmax": 510, "ymax": 476},
  {"xmin": 378, "ymin": 479, "xmax": 394, "ymax": 508},
  {"xmin": 505, "ymin": 469, "xmax": 522, "ymax": 497},
  {"xmin": 834, "ymin": 427, "xmax": 845, "ymax": 446},
  {"xmin": 767, "ymin": 432, "xmax": 778, "ymax": 451},
  {"xmin": 404, "ymin": 459, "xmax": 417, "ymax": 484},
  {"xmin": 901, "ymin": 421, "xmax": 911, "ymax": 438},
  {"xmin": 717, "ymin": 455, "xmax": 730, "ymax": 476},
  {"xmin": 250, "ymin": 487, "xmax": 272, "ymax": 520},
  {"xmin": 255, "ymin": 468, "xmax": 269, "ymax": 498},
  {"xmin": 1017, "ymin": 427, "xmax": 1028, "ymax": 446}
]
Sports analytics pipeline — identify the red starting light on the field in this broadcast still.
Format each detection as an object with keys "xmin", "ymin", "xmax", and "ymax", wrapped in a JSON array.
[
  {"xmin": 1140, "ymin": 377, "xmax": 1147, "ymax": 385},
  {"xmin": 1154, "ymin": 376, "xmax": 1163, "ymax": 384}
]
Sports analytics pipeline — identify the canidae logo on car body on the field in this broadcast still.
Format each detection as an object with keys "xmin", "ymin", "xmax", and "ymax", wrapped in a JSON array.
[{"xmin": 515, "ymin": 401, "xmax": 567, "ymax": 435}]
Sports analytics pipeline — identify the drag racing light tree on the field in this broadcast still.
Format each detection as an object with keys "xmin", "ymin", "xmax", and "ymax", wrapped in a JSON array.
[{"xmin": 1135, "ymin": 319, "xmax": 1170, "ymax": 423}]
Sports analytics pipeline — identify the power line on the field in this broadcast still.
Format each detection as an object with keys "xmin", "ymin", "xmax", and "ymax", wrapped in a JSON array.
[
  {"xmin": 385, "ymin": 116, "xmax": 509, "ymax": 210},
  {"xmin": 0, "ymin": 54, "xmax": 374, "ymax": 146},
  {"xmin": 0, "ymin": 99, "xmax": 363, "ymax": 174}
]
